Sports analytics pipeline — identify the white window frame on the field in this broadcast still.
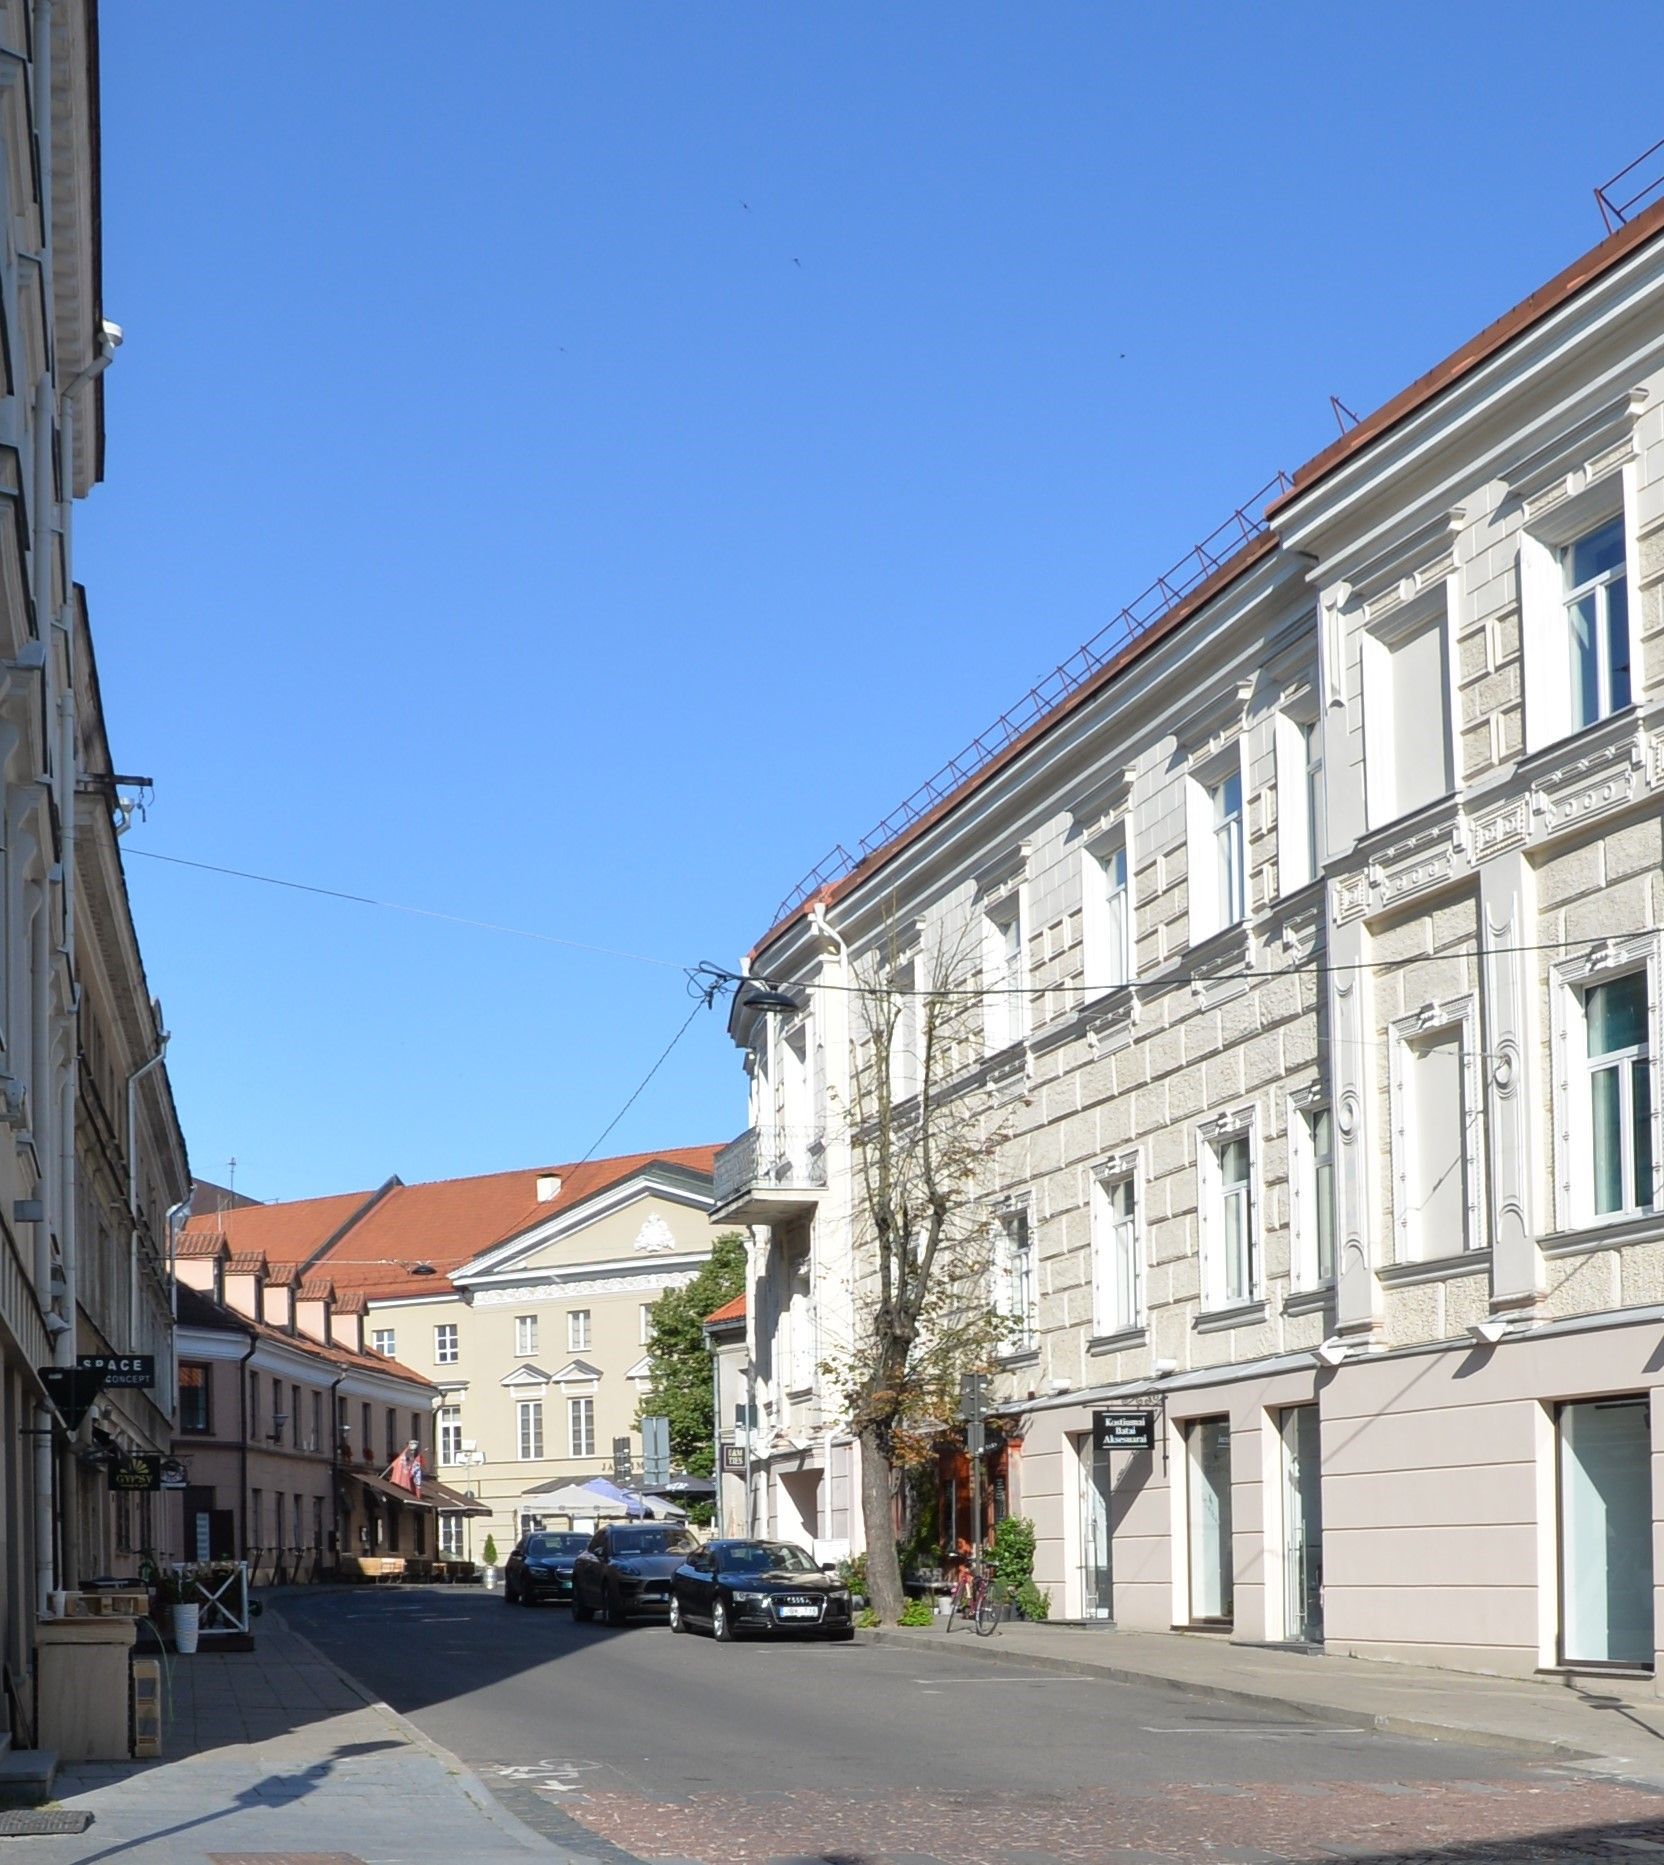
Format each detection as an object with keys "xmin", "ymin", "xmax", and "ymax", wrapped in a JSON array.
[
  {"xmin": 785, "ymin": 1243, "xmax": 814, "ymax": 1393},
  {"xmin": 1388, "ymin": 994, "xmax": 1484, "ymax": 1263},
  {"xmin": 981, "ymin": 887, "xmax": 1028, "ymax": 1054},
  {"xmin": 567, "ymin": 1395, "xmax": 595, "ymax": 1460},
  {"xmin": 1550, "ymin": 933, "xmax": 1663, "ymax": 1231},
  {"xmin": 567, "ymin": 1309, "xmax": 591, "ymax": 1353},
  {"xmin": 434, "ymin": 1324, "xmax": 458, "ymax": 1366},
  {"xmin": 438, "ymin": 1405, "xmax": 462, "ymax": 1465},
  {"xmin": 1274, "ymin": 709, "xmax": 1322, "ymax": 895},
  {"xmin": 516, "ymin": 1399, "xmax": 544, "ymax": 1461},
  {"xmin": 1081, "ymin": 828, "xmax": 1133, "ymax": 998},
  {"xmin": 1287, "ymin": 1085, "xmax": 1336, "ymax": 1290},
  {"xmin": 890, "ymin": 957, "xmax": 921, "ymax": 1102},
  {"xmin": 1360, "ymin": 585, "xmax": 1455, "ymax": 830},
  {"xmin": 640, "ymin": 1302, "xmax": 654, "ymax": 1347},
  {"xmin": 991, "ymin": 1204, "xmax": 1037, "ymax": 1355},
  {"xmin": 1520, "ymin": 474, "xmax": 1636, "ymax": 754},
  {"xmin": 514, "ymin": 1315, "xmax": 538, "ymax": 1357},
  {"xmin": 1185, "ymin": 740, "xmax": 1249, "ymax": 945},
  {"xmin": 1197, "ymin": 1110, "xmax": 1262, "ymax": 1312},
  {"xmin": 370, "ymin": 1327, "xmax": 396, "ymax": 1358},
  {"xmin": 1089, "ymin": 1153, "xmax": 1143, "ymax": 1336},
  {"xmin": 438, "ymin": 1512, "xmax": 464, "ymax": 1556}
]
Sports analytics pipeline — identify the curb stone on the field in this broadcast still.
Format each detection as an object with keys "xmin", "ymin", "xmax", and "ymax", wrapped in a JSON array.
[
  {"xmin": 269, "ymin": 1601, "xmax": 587, "ymax": 1860},
  {"xmin": 858, "ymin": 1627, "xmax": 1601, "ymax": 1765}
]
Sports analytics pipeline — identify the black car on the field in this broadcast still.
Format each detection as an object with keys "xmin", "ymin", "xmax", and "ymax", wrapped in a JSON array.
[
  {"xmin": 504, "ymin": 1531, "xmax": 590, "ymax": 1606},
  {"xmin": 669, "ymin": 1538, "xmax": 854, "ymax": 1642},
  {"xmin": 570, "ymin": 1523, "xmax": 701, "ymax": 1625}
]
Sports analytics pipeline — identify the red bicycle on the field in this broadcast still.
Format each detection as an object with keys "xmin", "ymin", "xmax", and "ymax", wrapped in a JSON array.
[{"xmin": 946, "ymin": 1560, "xmax": 999, "ymax": 1636}]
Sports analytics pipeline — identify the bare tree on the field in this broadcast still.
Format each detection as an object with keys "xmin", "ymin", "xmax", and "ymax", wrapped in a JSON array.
[{"xmin": 822, "ymin": 922, "xmax": 1013, "ymax": 1622}]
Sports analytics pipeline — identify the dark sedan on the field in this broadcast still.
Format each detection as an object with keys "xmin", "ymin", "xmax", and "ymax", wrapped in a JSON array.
[
  {"xmin": 669, "ymin": 1538, "xmax": 855, "ymax": 1642},
  {"xmin": 571, "ymin": 1523, "xmax": 701, "ymax": 1626},
  {"xmin": 504, "ymin": 1531, "xmax": 590, "ymax": 1606}
]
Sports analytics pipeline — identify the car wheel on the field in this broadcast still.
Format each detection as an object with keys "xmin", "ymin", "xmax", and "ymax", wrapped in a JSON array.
[
  {"xmin": 669, "ymin": 1595, "xmax": 687, "ymax": 1634},
  {"xmin": 602, "ymin": 1586, "xmax": 627, "ymax": 1628},
  {"xmin": 504, "ymin": 1578, "xmax": 518, "ymax": 1605},
  {"xmin": 711, "ymin": 1597, "xmax": 736, "ymax": 1643}
]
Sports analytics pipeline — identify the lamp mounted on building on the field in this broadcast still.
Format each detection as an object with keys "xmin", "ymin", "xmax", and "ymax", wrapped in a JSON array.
[
  {"xmin": 269, "ymin": 1412, "xmax": 288, "ymax": 1443},
  {"xmin": 740, "ymin": 985, "xmax": 800, "ymax": 1014}
]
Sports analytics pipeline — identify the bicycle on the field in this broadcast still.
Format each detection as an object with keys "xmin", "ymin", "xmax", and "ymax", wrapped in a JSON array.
[{"xmin": 945, "ymin": 1560, "xmax": 999, "ymax": 1636}]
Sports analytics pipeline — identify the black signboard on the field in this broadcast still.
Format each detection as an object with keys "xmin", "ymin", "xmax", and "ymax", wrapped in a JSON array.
[
  {"xmin": 611, "ymin": 1435, "xmax": 634, "ymax": 1482},
  {"xmin": 720, "ymin": 1443, "xmax": 746, "ymax": 1476},
  {"xmin": 40, "ymin": 1366, "xmax": 104, "ymax": 1430},
  {"xmin": 1093, "ymin": 1409, "xmax": 1155, "ymax": 1452},
  {"xmin": 108, "ymin": 1453, "xmax": 162, "ymax": 1493},
  {"xmin": 78, "ymin": 1354, "xmax": 155, "ymax": 1390}
]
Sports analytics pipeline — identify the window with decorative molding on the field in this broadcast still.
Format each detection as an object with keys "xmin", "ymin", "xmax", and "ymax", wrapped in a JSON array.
[
  {"xmin": 567, "ymin": 1396, "xmax": 594, "ymax": 1460},
  {"xmin": 1362, "ymin": 596, "xmax": 1453, "ymax": 828},
  {"xmin": 1198, "ymin": 1117, "xmax": 1259, "ymax": 1310},
  {"xmin": 439, "ymin": 1406, "xmax": 462, "ymax": 1464},
  {"xmin": 1082, "ymin": 833, "xmax": 1131, "ymax": 997},
  {"xmin": 1552, "ymin": 939, "xmax": 1661, "ymax": 1230},
  {"xmin": 1089, "ymin": 1163, "xmax": 1142, "ymax": 1335},
  {"xmin": 1390, "ymin": 999, "xmax": 1482, "ymax": 1261},
  {"xmin": 1521, "ymin": 490, "xmax": 1634, "ymax": 752},
  {"xmin": 982, "ymin": 893, "xmax": 1026, "ymax": 1053},
  {"xmin": 1275, "ymin": 711, "xmax": 1322, "ymax": 894},
  {"xmin": 515, "ymin": 1315, "xmax": 538, "ymax": 1356},
  {"xmin": 1288, "ymin": 1092, "xmax": 1336, "ymax": 1288},
  {"xmin": 434, "ymin": 1324, "xmax": 458, "ymax": 1366},
  {"xmin": 568, "ymin": 1309, "xmax": 591, "ymax": 1353},
  {"xmin": 891, "ymin": 958, "xmax": 921, "ymax": 1101},
  {"xmin": 1185, "ymin": 746, "xmax": 1249, "ymax": 945},
  {"xmin": 992, "ymin": 1206, "xmax": 1037, "ymax": 1354},
  {"xmin": 517, "ymin": 1400, "xmax": 544, "ymax": 1461}
]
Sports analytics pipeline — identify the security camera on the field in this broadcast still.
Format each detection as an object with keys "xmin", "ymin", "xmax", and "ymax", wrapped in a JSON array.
[{"xmin": 43, "ymin": 1313, "xmax": 71, "ymax": 1338}]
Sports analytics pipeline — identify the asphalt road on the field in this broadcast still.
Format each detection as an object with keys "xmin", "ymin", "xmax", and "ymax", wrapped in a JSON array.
[{"xmin": 277, "ymin": 1586, "xmax": 1664, "ymax": 1865}]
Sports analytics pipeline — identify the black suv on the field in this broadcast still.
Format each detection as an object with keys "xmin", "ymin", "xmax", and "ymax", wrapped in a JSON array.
[
  {"xmin": 504, "ymin": 1531, "xmax": 590, "ymax": 1606},
  {"xmin": 571, "ymin": 1523, "xmax": 700, "ymax": 1626}
]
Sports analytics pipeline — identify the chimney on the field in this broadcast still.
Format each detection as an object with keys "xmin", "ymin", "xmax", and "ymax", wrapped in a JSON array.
[
  {"xmin": 222, "ymin": 1254, "xmax": 267, "ymax": 1322},
  {"xmin": 295, "ymin": 1280, "xmax": 334, "ymax": 1346},
  {"xmin": 536, "ymin": 1172, "xmax": 562, "ymax": 1202}
]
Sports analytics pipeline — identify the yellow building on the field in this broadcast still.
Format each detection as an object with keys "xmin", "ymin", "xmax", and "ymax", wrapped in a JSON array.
[{"xmin": 179, "ymin": 1147, "xmax": 722, "ymax": 1560}]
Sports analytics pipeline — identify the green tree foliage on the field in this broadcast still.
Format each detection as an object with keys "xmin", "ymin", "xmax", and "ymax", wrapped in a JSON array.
[
  {"xmin": 989, "ymin": 1515, "xmax": 1037, "ymax": 1596},
  {"xmin": 640, "ymin": 1231, "xmax": 747, "ymax": 1478}
]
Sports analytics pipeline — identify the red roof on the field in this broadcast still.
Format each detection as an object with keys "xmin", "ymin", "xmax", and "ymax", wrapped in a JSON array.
[
  {"xmin": 187, "ymin": 1148, "xmax": 723, "ymax": 1304},
  {"xmin": 173, "ymin": 1282, "xmax": 434, "ymax": 1388},
  {"xmin": 704, "ymin": 1293, "xmax": 746, "ymax": 1326}
]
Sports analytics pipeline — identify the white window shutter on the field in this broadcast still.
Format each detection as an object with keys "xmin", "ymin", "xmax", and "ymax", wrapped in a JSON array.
[{"xmin": 1519, "ymin": 533, "xmax": 1564, "ymax": 755}]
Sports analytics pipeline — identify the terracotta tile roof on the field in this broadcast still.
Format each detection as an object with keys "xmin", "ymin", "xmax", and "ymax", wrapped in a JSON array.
[
  {"xmin": 333, "ymin": 1290, "xmax": 367, "ymax": 1315},
  {"xmin": 282, "ymin": 1149, "xmax": 722, "ymax": 1302},
  {"xmin": 224, "ymin": 1253, "xmax": 267, "ymax": 1276},
  {"xmin": 176, "ymin": 1234, "xmax": 227, "ymax": 1261},
  {"xmin": 704, "ymin": 1293, "xmax": 746, "ymax": 1326},
  {"xmin": 297, "ymin": 1278, "xmax": 334, "ymax": 1302},
  {"xmin": 265, "ymin": 1263, "xmax": 299, "ymax": 1288},
  {"xmin": 173, "ymin": 1283, "xmax": 434, "ymax": 1388},
  {"xmin": 179, "ymin": 1187, "xmax": 383, "ymax": 1263},
  {"xmin": 1272, "ymin": 194, "xmax": 1664, "ymax": 516}
]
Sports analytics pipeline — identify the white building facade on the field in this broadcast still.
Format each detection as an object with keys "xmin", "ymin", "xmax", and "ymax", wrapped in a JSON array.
[{"xmin": 724, "ymin": 195, "xmax": 1664, "ymax": 1681}]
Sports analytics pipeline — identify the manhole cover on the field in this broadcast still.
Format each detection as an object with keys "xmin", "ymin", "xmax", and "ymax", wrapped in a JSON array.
[{"xmin": 0, "ymin": 1810, "xmax": 92, "ymax": 1835}]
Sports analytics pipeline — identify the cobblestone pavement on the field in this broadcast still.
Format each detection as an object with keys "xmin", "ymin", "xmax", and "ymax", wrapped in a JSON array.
[{"xmin": 561, "ymin": 1776, "xmax": 1664, "ymax": 1864}]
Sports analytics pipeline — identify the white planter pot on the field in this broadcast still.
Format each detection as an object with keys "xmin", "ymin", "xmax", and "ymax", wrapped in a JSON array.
[
  {"xmin": 482, "ymin": 1566, "xmax": 499, "ymax": 1591},
  {"xmin": 171, "ymin": 1602, "xmax": 200, "ymax": 1654}
]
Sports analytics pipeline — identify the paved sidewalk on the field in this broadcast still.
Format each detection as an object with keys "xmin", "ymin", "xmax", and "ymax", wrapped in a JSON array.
[
  {"xmin": 867, "ymin": 1619, "xmax": 1664, "ymax": 1778},
  {"xmin": 22, "ymin": 1601, "xmax": 592, "ymax": 1864}
]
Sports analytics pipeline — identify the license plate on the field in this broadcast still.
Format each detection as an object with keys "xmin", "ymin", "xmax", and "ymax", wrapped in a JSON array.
[
  {"xmin": 779, "ymin": 1604, "xmax": 818, "ymax": 1618},
  {"xmin": 642, "ymin": 1588, "xmax": 667, "ymax": 1600}
]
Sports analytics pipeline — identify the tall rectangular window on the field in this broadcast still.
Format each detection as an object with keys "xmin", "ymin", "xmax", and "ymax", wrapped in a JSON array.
[
  {"xmin": 385, "ymin": 1408, "xmax": 398, "ymax": 1464},
  {"xmin": 994, "ymin": 1209, "xmax": 1036, "ymax": 1354},
  {"xmin": 179, "ymin": 1363, "xmax": 210, "ymax": 1434},
  {"xmin": 787, "ymin": 1245, "xmax": 814, "ymax": 1390},
  {"xmin": 1364, "ymin": 608, "xmax": 1452, "ymax": 826},
  {"xmin": 1219, "ymin": 1136, "xmax": 1254, "ymax": 1303},
  {"xmin": 1276, "ymin": 712, "xmax": 1322, "ymax": 895},
  {"xmin": 568, "ymin": 1396, "xmax": 595, "ymax": 1459},
  {"xmin": 891, "ymin": 961, "xmax": 921, "ymax": 1100},
  {"xmin": 313, "ymin": 1497, "xmax": 324, "ymax": 1550},
  {"xmin": 312, "ymin": 1389, "xmax": 323, "ymax": 1452},
  {"xmin": 439, "ymin": 1405, "xmax": 463, "ymax": 1464},
  {"xmin": 1090, "ymin": 1171, "xmax": 1140, "ymax": 1335},
  {"xmin": 371, "ymin": 1328, "xmax": 396, "ymax": 1358},
  {"xmin": 1564, "ymin": 517, "xmax": 1631, "ymax": 731},
  {"xmin": 1585, "ymin": 973, "xmax": 1653, "ymax": 1217},
  {"xmin": 517, "ymin": 1400, "xmax": 544, "ymax": 1460},
  {"xmin": 434, "ymin": 1324, "xmax": 458, "ymax": 1365},
  {"xmin": 1201, "ymin": 1126, "xmax": 1260, "ymax": 1310},
  {"xmin": 982, "ymin": 897, "xmax": 1025, "ymax": 1053},
  {"xmin": 1301, "ymin": 1104, "xmax": 1336, "ymax": 1285},
  {"xmin": 515, "ymin": 1315, "xmax": 538, "ymax": 1356},
  {"xmin": 568, "ymin": 1310, "xmax": 591, "ymax": 1353},
  {"xmin": 1402, "ymin": 1027, "xmax": 1468, "ymax": 1260},
  {"xmin": 640, "ymin": 1302, "xmax": 654, "ymax": 1346},
  {"xmin": 439, "ymin": 1512, "xmax": 463, "ymax": 1556},
  {"xmin": 1083, "ymin": 840, "xmax": 1130, "ymax": 994},
  {"xmin": 1212, "ymin": 772, "xmax": 1245, "ymax": 928}
]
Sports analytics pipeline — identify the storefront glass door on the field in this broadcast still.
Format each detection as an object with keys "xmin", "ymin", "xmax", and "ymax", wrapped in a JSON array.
[
  {"xmin": 1280, "ymin": 1405, "xmax": 1323, "ymax": 1644},
  {"xmin": 1559, "ymin": 1397, "xmax": 1653, "ymax": 1666},
  {"xmin": 1078, "ymin": 1434, "xmax": 1113, "ymax": 1620},
  {"xmin": 1188, "ymin": 1417, "xmax": 1233, "ymax": 1624}
]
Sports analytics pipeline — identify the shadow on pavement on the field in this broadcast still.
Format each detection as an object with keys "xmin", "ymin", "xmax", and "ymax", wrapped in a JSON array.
[{"xmin": 1286, "ymin": 1810, "xmax": 1664, "ymax": 1863}]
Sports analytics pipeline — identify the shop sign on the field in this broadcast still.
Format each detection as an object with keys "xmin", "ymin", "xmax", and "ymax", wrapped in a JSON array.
[
  {"xmin": 720, "ymin": 1443, "xmax": 746, "ymax": 1476},
  {"xmin": 108, "ymin": 1453, "xmax": 163, "ymax": 1493},
  {"xmin": 40, "ymin": 1366, "xmax": 104, "ymax": 1430},
  {"xmin": 1093, "ymin": 1408, "xmax": 1155, "ymax": 1452},
  {"xmin": 78, "ymin": 1354, "xmax": 155, "ymax": 1389}
]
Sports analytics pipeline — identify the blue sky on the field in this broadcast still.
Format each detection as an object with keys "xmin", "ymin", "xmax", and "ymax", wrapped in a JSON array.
[{"xmin": 84, "ymin": 3, "xmax": 1660, "ymax": 1200}]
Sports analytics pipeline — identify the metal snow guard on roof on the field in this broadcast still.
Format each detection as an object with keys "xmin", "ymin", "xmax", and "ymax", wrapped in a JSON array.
[{"xmin": 767, "ymin": 470, "xmax": 1293, "ymax": 930}]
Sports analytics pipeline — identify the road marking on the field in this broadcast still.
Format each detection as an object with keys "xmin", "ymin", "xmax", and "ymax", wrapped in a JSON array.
[
  {"xmin": 910, "ymin": 1675, "xmax": 1093, "ymax": 1684},
  {"xmin": 1139, "ymin": 1725, "xmax": 1368, "ymax": 1737}
]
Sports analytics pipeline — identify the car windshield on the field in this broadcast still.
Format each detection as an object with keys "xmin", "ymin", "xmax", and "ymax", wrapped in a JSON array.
[
  {"xmin": 719, "ymin": 1541, "xmax": 818, "ymax": 1575},
  {"xmin": 609, "ymin": 1528, "xmax": 698, "ymax": 1557},
  {"xmin": 525, "ymin": 1534, "xmax": 587, "ymax": 1559}
]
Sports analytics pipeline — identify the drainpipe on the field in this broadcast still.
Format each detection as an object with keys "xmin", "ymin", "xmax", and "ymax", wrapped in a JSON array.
[
  {"xmin": 328, "ymin": 1370, "xmax": 347, "ymax": 1575},
  {"xmin": 125, "ymin": 1040, "xmax": 168, "ymax": 1347},
  {"xmin": 237, "ymin": 1333, "xmax": 257, "ymax": 1562}
]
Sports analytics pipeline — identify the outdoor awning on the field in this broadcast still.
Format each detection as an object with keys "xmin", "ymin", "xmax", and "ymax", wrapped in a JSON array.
[
  {"xmin": 341, "ymin": 1468, "xmax": 436, "ymax": 1512},
  {"xmin": 423, "ymin": 1477, "xmax": 491, "ymax": 1518}
]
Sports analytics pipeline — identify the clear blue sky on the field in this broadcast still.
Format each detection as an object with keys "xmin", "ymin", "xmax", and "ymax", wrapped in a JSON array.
[{"xmin": 83, "ymin": 3, "xmax": 1658, "ymax": 1201}]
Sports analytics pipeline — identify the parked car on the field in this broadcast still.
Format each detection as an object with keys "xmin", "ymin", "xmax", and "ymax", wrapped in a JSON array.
[
  {"xmin": 504, "ymin": 1531, "xmax": 590, "ymax": 1606},
  {"xmin": 669, "ymin": 1538, "xmax": 855, "ymax": 1642},
  {"xmin": 570, "ymin": 1523, "xmax": 701, "ymax": 1625}
]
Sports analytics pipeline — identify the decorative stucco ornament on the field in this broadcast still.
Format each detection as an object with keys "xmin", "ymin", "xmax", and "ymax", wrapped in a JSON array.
[{"xmin": 633, "ymin": 1214, "xmax": 678, "ymax": 1254}]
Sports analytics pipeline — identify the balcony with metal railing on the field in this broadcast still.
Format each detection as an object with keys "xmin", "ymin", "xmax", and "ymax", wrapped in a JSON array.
[{"xmin": 712, "ymin": 1125, "xmax": 827, "ymax": 1223}]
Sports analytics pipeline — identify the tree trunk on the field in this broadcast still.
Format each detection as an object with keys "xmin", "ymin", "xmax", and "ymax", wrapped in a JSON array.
[{"xmin": 858, "ymin": 1421, "xmax": 906, "ymax": 1621}]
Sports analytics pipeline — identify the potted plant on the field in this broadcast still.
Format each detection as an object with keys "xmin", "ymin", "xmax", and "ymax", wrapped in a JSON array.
[
  {"xmin": 480, "ymin": 1534, "xmax": 500, "ymax": 1589},
  {"xmin": 144, "ymin": 1560, "xmax": 199, "ymax": 1653},
  {"xmin": 990, "ymin": 1516, "xmax": 1038, "ymax": 1623}
]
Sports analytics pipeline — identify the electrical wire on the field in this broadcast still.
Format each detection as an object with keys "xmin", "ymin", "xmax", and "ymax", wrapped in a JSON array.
[
  {"xmin": 576, "ymin": 997, "xmax": 711, "ymax": 1167},
  {"xmin": 123, "ymin": 846, "xmax": 686, "ymax": 972}
]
